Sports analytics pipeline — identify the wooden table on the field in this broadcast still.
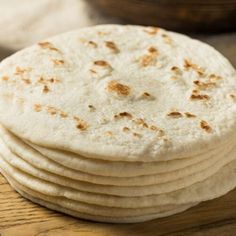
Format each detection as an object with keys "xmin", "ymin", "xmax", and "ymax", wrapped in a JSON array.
[{"xmin": 0, "ymin": 173, "xmax": 236, "ymax": 236}]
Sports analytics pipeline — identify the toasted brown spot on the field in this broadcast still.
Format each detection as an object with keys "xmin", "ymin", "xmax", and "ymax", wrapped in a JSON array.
[
  {"xmin": 49, "ymin": 77, "xmax": 60, "ymax": 83},
  {"xmin": 139, "ymin": 47, "xmax": 159, "ymax": 67},
  {"xmin": 38, "ymin": 77, "xmax": 60, "ymax": 85},
  {"xmin": 143, "ymin": 27, "xmax": 160, "ymax": 35},
  {"xmin": 230, "ymin": 94, "xmax": 236, "ymax": 100},
  {"xmin": 150, "ymin": 125, "xmax": 159, "ymax": 131},
  {"xmin": 88, "ymin": 41, "xmax": 98, "ymax": 48},
  {"xmin": 184, "ymin": 59, "xmax": 205, "ymax": 76},
  {"xmin": 52, "ymin": 59, "xmax": 64, "ymax": 65},
  {"xmin": 119, "ymin": 112, "xmax": 132, "ymax": 119},
  {"xmin": 171, "ymin": 66, "xmax": 179, "ymax": 72},
  {"xmin": 60, "ymin": 111, "xmax": 68, "ymax": 118},
  {"xmin": 171, "ymin": 66, "xmax": 182, "ymax": 75},
  {"xmin": 133, "ymin": 132, "xmax": 142, "ymax": 138},
  {"xmin": 76, "ymin": 123, "xmax": 87, "ymax": 130},
  {"xmin": 46, "ymin": 106, "xmax": 57, "ymax": 115},
  {"xmin": 162, "ymin": 34, "xmax": 172, "ymax": 44},
  {"xmin": 133, "ymin": 118, "xmax": 149, "ymax": 128},
  {"xmin": 185, "ymin": 112, "xmax": 196, "ymax": 118},
  {"xmin": 143, "ymin": 92, "xmax": 151, "ymax": 97},
  {"xmin": 34, "ymin": 104, "xmax": 42, "ymax": 112},
  {"xmin": 74, "ymin": 116, "xmax": 88, "ymax": 131},
  {"xmin": 22, "ymin": 78, "xmax": 31, "ymax": 84},
  {"xmin": 184, "ymin": 59, "xmax": 192, "ymax": 70},
  {"xmin": 105, "ymin": 41, "xmax": 120, "ymax": 53},
  {"xmin": 14, "ymin": 67, "xmax": 28, "ymax": 75},
  {"xmin": 107, "ymin": 80, "xmax": 130, "ymax": 96},
  {"xmin": 94, "ymin": 60, "xmax": 111, "ymax": 67},
  {"xmin": 170, "ymin": 76, "xmax": 178, "ymax": 80},
  {"xmin": 139, "ymin": 55, "xmax": 153, "ymax": 67},
  {"xmin": 139, "ymin": 54, "xmax": 157, "ymax": 67},
  {"xmin": 114, "ymin": 112, "xmax": 132, "ymax": 119},
  {"xmin": 200, "ymin": 120, "xmax": 212, "ymax": 133},
  {"xmin": 140, "ymin": 92, "xmax": 155, "ymax": 100},
  {"xmin": 148, "ymin": 47, "xmax": 158, "ymax": 54},
  {"xmin": 38, "ymin": 77, "xmax": 46, "ymax": 84},
  {"xmin": 190, "ymin": 90, "xmax": 210, "ymax": 100},
  {"xmin": 2, "ymin": 76, "xmax": 9, "ymax": 81},
  {"xmin": 190, "ymin": 93, "xmax": 210, "ymax": 100},
  {"xmin": 193, "ymin": 80, "xmax": 216, "ymax": 89},
  {"xmin": 209, "ymin": 74, "xmax": 222, "ymax": 81},
  {"xmin": 123, "ymin": 127, "xmax": 130, "ymax": 132},
  {"xmin": 167, "ymin": 111, "xmax": 183, "ymax": 118},
  {"xmin": 38, "ymin": 42, "xmax": 60, "ymax": 52},
  {"xmin": 88, "ymin": 105, "xmax": 96, "ymax": 112},
  {"xmin": 43, "ymin": 85, "xmax": 50, "ymax": 93}
]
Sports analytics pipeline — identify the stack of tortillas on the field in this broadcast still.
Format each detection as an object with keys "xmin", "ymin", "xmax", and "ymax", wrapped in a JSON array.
[{"xmin": 0, "ymin": 25, "xmax": 235, "ymax": 223}]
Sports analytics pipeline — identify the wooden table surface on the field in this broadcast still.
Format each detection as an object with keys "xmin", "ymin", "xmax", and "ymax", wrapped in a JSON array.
[{"xmin": 0, "ymin": 173, "xmax": 236, "ymax": 236}]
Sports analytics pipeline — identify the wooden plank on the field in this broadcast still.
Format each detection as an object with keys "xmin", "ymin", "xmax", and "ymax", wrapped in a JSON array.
[{"xmin": 0, "ymin": 173, "xmax": 236, "ymax": 236}]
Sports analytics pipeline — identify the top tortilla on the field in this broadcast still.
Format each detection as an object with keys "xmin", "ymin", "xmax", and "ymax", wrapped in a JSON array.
[{"xmin": 0, "ymin": 25, "xmax": 235, "ymax": 161}]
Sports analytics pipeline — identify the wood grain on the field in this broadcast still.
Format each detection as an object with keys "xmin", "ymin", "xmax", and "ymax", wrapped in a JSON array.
[
  {"xmin": 0, "ymin": 173, "xmax": 236, "ymax": 236},
  {"xmin": 89, "ymin": 0, "xmax": 236, "ymax": 32}
]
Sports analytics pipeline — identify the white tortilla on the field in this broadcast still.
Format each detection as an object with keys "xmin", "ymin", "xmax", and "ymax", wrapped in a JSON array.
[
  {"xmin": 1, "ymin": 137, "xmax": 235, "ymax": 196},
  {"xmin": 0, "ymin": 145, "xmax": 236, "ymax": 208},
  {"xmin": 15, "ymin": 186, "xmax": 196, "ymax": 223},
  {"xmin": 0, "ymin": 25, "xmax": 235, "ymax": 162}
]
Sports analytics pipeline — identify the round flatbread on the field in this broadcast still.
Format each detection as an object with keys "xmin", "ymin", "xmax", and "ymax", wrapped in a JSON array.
[
  {"xmin": 15, "ymin": 186, "xmax": 196, "ymax": 223},
  {"xmin": 1, "ymin": 145, "xmax": 236, "ymax": 208},
  {"xmin": 0, "ymin": 25, "xmax": 235, "ymax": 162},
  {"xmin": 1, "ymin": 137, "xmax": 235, "ymax": 196}
]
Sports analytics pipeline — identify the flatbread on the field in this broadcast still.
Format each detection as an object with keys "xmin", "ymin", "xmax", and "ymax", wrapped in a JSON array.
[
  {"xmin": 2, "ymin": 125, "xmax": 228, "ymax": 178},
  {"xmin": 0, "ymin": 145, "xmax": 236, "ymax": 208},
  {"xmin": 1, "ymin": 137, "xmax": 235, "ymax": 196},
  {"xmin": 15, "ymin": 187, "xmax": 196, "ymax": 223},
  {"xmin": 0, "ymin": 25, "xmax": 235, "ymax": 161},
  {"xmin": 27, "ymin": 139, "xmax": 231, "ymax": 177},
  {"xmin": 3, "ymin": 173, "xmax": 196, "ymax": 218},
  {"xmin": 1, "ymin": 129, "xmax": 235, "ymax": 188}
]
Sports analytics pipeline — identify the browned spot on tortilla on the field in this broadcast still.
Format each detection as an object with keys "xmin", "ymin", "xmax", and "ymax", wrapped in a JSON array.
[
  {"xmin": 2, "ymin": 76, "xmax": 9, "ymax": 81},
  {"xmin": 133, "ymin": 132, "xmax": 142, "ymax": 138},
  {"xmin": 193, "ymin": 80, "xmax": 216, "ymax": 89},
  {"xmin": 185, "ymin": 112, "xmax": 196, "ymax": 118},
  {"xmin": 74, "ymin": 116, "xmax": 89, "ymax": 131},
  {"xmin": 167, "ymin": 111, "xmax": 183, "ymax": 118},
  {"xmin": 22, "ymin": 78, "xmax": 31, "ymax": 84},
  {"xmin": 52, "ymin": 59, "xmax": 64, "ymax": 65},
  {"xmin": 190, "ymin": 90, "xmax": 210, "ymax": 100},
  {"xmin": 123, "ymin": 127, "xmax": 130, "ymax": 132},
  {"xmin": 114, "ymin": 112, "xmax": 133, "ymax": 119},
  {"xmin": 133, "ymin": 118, "xmax": 149, "ymax": 128},
  {"xmin": 43, "ymin": 85, "xmax": 50, "ymax": 93},
  {"xmin": 46, "ymin": 106, "xmax": 57, "ymax": 115},
  {"xmin": 139, "ymin": 47, "xmax": 159, "ymax": 67},
  {"xmin": 60, "ymin": 111, "xmax": 68, "ymax": 118},
  {"xmin": 105, "ymin": 41, "xmax": 120, "ymax": 53},
  {"xmin": 34, "ymin": 104, "xmax": 42, "ymax": 112},
  {"xmin": 184, "ymin": 59, "xmax": 205, "ymax": 76},
  {"xmin": 200, "ymin": 120, "xmax": 212, "ymax": 133},
  {"xmin": 38, "ymin": 42, "xmax": 60, "ymax": 52},
  {"xmin": 107, "ymin": 80, "xmax": 131, "ymax": 96}
]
